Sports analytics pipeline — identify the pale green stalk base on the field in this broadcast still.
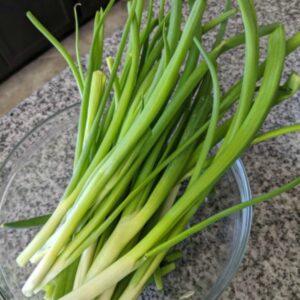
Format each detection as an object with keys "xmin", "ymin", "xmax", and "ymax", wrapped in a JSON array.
[{"xmin": 73, "ymin": 243, "xmax": 97, "ymax": 289}]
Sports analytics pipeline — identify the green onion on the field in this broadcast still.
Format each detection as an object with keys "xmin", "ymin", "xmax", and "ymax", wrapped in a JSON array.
[
  {"xmin": 6, "ymin": 1, "xmax": 299, "ymax": 299},
  {"xmin": 0, "ymin": 214, "xmax": 51, "ymax": 229}
]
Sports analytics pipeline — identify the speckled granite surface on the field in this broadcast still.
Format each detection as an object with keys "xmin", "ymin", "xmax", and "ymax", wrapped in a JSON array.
[{"xmin": 0, "ymin": 1, "xmax": 299, "ymax": 299}]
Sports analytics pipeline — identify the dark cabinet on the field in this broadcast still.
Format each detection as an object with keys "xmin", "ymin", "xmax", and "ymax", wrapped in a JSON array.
[
  {"xmin": 0, "ymin": 54, "xmax": 9, "ymax": 80},
  {"xmin": 0, "ymin": 0, "xmax": 110, "ymax": 82}
]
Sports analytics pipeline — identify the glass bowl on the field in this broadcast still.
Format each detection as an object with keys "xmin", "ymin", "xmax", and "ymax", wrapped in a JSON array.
[{"xmin": 0, "ymin": 104, "xmax": 252, "ymax": 300}]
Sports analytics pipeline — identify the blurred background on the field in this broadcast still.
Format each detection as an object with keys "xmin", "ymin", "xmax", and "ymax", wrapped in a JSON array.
[{"xmin": 0, "ymin": 0, "xmax": 125, "ymax": 115}]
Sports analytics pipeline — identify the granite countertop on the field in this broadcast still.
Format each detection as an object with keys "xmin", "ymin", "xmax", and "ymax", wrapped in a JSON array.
[{"xmin": 0, "ymin": 1, "xmax": 299, "ymax": 299}]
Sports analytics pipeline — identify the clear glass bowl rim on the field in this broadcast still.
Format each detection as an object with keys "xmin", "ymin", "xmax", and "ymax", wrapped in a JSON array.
[{"xmin": 0, "ymin": 103, "xmax": 253, "ymax": 300}]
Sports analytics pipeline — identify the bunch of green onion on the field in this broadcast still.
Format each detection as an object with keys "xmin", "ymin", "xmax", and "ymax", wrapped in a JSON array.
[{"xmin": 3, "ymin": 0, "xmax": 300, "ymax": 299}]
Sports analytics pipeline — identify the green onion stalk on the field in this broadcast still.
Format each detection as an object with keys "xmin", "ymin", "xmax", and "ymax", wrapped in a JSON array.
[{"xmin": 2, "ymin": 1, "xmax": 299, "ymax": 299}]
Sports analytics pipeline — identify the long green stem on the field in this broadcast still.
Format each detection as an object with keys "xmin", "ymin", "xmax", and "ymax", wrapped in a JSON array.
[
  {"xmin": 202, "ymin": 8, "xmax": 236, "ymax": 34},
  {"xmin": 74, "ymin": 3, "xmax": 84, "ymax": 82},
  {"xmin": 221, "ymin": 0, "xmax": 259, "ymax": 147},
  {"xmin": 26, "ymin": 12, "xmax": 84, "ymax": 95},
  {"xmin": 212, "ymin": 0, "xmax": 233, "ymax": 48},
  {"xmin": 146, "ymin": 176, "xmax": 300, "ymax": 257},
  {"xmin": 253, "ymin": 124, "xmax": 300, "ymax": 144},
  {"xmin": 191, "ymin": 39, "xmax": 220, "ymax": 181}
]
